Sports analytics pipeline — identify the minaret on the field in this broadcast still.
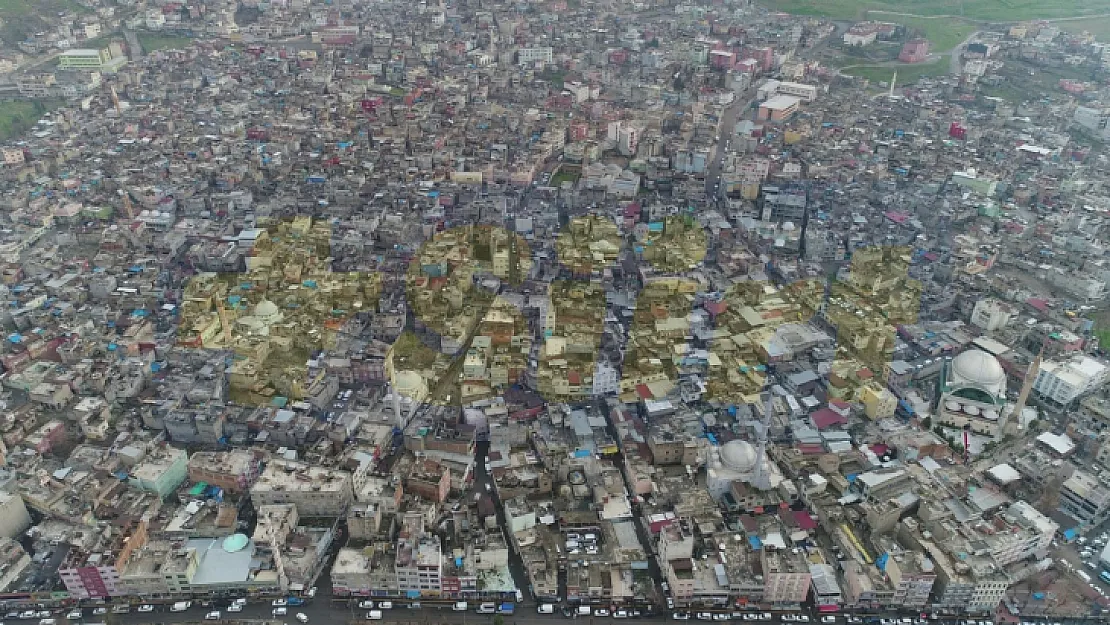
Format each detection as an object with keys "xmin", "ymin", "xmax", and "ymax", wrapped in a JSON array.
[
  {"xmin": 1003, "ymin": 345, "xmax": 1043, "ymax": 436},
  {"xmin": 392, "ymin": 382, "xmax": 403, "ymax": 428},
  {"xmin": 752, "ymin": 391, "xmax": 773, "ymax": 491},
  {"xmin": 889, "ymin": 72, "xmax": 897, "ymax": 98}
]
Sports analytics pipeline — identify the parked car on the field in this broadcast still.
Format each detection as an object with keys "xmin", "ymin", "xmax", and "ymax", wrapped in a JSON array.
[
  {"xmin": 673, "ymin": 613, "xmax": 690, "ymax": 621},
  {"xmin": 296, "ymin": 612, "xmax": 309, "ymax": 623},
  {"xmin": 712, "ymin": 614, "xmax": 730, "ymax": 621},
  {"xmin": 19, "ymin": 610, "xmax": 35, "ymax": 619},
  {"xmin": 228, "ymin": 604, "xmax": 243, "ymax": 613},
  {"xmin": 367, "ymin": 611, "xmax": 383, "ymax": 620},
  {"xmin": 822, "ymin": 618, "xmax": 837, "ymax": 624},
  {"xmin": 594, "ymin": 609, "xmax": 610, "ymax": 617},
  {"xmin": 377, "ymin": 601, "xmax": 393, "ymax": 610},
  {"xmin": 537, "ymin": 604, "xmax": 554, "ymax": 614},
  {"xmin": 696, "ymin": 613, "xmax": 714, "ymax": 621},
  {"xmin": 92, "ymin": 608, "xmax": 107, "ymax": 616},
  {"xmin": 204, "ymin": 612, "xmax": 220, "ymax": 621},
  {"xmin": 454, "ymin": 602, "xmax": 469, "ymax": 612},
  {"xmin": 613, "ymin": 609, "xmax": 628, "ymax": 618},
  {"xmin": 66, "ymin": 610, "xmax": 82, "ymax": 620},
  {"xmin": 273, "ymin": 608, "xmax": 288, "ymax": 616},
  {"xmin": 137, "ymin": 605, "xmax": 154, "ymax": 613},
  {"xmin": 358, "ymin": 601, "xmax": 374, "ymax": 609},
  {"xmin": 272, "ymin": 599, "xmax": 287, "ymax": 607}
]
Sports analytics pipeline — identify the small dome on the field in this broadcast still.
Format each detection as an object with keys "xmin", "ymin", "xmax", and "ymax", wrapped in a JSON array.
[
  {"xmin": 720, "ymin": 440, "xmax": 758, "ymax": 473},
  {"xmin": 254, "ymin": 299, "xmax": 279, "ymax": 318},
  {"xmin": 949, "ymin": 349, "xmax": 1006, "ymax": 398},
  {"xmin": 222, "ymin": 533, "xmax": 249, "ymax": 553}
]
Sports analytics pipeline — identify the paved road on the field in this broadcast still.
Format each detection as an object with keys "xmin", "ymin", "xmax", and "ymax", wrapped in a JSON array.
[{"xmin": 704, "ymin": 91, "xmax": 751, "ymax": 200}]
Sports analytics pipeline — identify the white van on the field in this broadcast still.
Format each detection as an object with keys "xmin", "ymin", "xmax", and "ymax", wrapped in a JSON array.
[
  {"xmin": 577, "ymin": 606, "xmax": 592, "ymax": 616},
  {"xmin": 477, "ymin": 603, "xmax": 497, "ymax": 614},
  {"xmin": 171, "ymin": 602, "xmax": 192, "ymax": 612},
  {"xmin": 538, "ymin": 604, "xmax": 555, "ymax": 614},
  {"xmin": 453, "ymin": 602, "xmax": 468, "ymax": 612}
]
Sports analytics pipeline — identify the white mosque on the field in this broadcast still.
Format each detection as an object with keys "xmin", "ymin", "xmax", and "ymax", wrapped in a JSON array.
[
  {"xmin": 936, "ymin": 349, "xmax": 1009, "ymax": 436},
  {"xmin": 235, "ymin": 299, "xmax": 284, "ymax": 336},
  {"xmin": 706, "ymin": 439, "xmax": 784, "ymax": 500}
]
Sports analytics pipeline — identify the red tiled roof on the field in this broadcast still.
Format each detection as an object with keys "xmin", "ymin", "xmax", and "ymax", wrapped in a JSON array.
[
  {"xmin": 811, "ymin": 408, "xmax": 848, "ymax": 430},
  {"xmin": 792, "ymin": 510, "xmax": 818, "ymax": 530},
  {"xmin": 636, "ymin": 384, "xmax": 653, "ymax": 399}
]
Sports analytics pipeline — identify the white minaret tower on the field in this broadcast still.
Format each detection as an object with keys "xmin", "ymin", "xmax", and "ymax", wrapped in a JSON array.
[
  {"xmin": 752, "ymin": 391, "xmax": 774, "ymax": 491},
  {"xmin": 391, "ymin": 382, "xmax": 403, "ymax": 428},
  {"xmin": 889, "ymin": 72, "xmax": 897, "ymax": 98}
]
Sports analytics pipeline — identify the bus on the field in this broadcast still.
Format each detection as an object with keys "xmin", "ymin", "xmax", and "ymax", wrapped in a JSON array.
[{"xmin": 1100, "ymin": 570, "xmax": 1110, "ymax": 585}]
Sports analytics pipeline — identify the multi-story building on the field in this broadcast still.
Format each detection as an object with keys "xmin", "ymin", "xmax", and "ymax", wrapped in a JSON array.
[
  {"xmin": 1059, "ymin": 469, "xmax": 1110, "ymax": 528},
  {"xmin": 0, "ymin": 491, "xmax": 32, "ymax": 539},
  {"xmin": 970, "ymin": 298, "xmax": 1014, "ymax": 332},
  {"xmin": 187, "ymin": 450, "xmax": 261, "ymax": 494},
  {"xmin": 395, "ymin": 514, "xmax": 442, "ymax": 594},
  {"xmin": 130, "ymin": 447, "xmax": 189, "ymax": 499},
  {"xmin": 762, "ymin": 546, "xmax": 811, "ymax": 606},
  {"xmin": 250, "ymin": 460, "xmax": 354, "ymax": 517},
  {"xmin": 1033, "ymin": 355, "xmax": 1109, "ymax": 411}
]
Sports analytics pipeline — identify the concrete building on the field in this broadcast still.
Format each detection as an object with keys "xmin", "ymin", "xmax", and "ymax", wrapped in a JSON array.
[
  {"xmin": 757, "ymin": 95, "xmax": 800, "ymax": 122},
  {"xmin": 57, "ymin": 46, "xmax": 127, "ymax": 72},
  {"xmin": 1059, "ymin": 469, "xmax": 1110, "ymax": 528},
  {"xmin": 0, "ymin": 492, "xmax": 32, "ymax": 539},
  {"xmin": 762, "ymin": 547, "xmax": 811, "ymax": 606},
  {"xmin": 251, "ymin": 460, "xmax": 354, "ymax": 517},
  {"xmin": 1033, "ymin": 355, "xmax": 1109, "ymax": 411},
  {"xmin": 970, "ymin": 299, "xmax": 1014, "ymax": 332},
  {"xmin": 130, "ymin": 447, "xmax": 189, "ymax": 499},
  {"xmin": 394, "ymin": 514, "xmax": 442, "ymax": 594},
  {"xmin": 187, "ymin": 450, "xmax": 261, "ymax": 494}
]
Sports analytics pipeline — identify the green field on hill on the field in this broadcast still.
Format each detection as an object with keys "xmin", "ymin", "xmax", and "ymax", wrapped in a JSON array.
[{"xmin": 761, "ymin": 0, "xmax": 1110, "ymax": 22}]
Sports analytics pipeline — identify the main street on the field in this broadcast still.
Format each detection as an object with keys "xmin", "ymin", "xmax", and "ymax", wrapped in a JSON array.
[{"xmin": 76, "ymin": 599, "xmax": 1110, "ymax": 625}]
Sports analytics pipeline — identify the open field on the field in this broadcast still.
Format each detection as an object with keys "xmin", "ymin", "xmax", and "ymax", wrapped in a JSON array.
[
  {"xmin": 760, "ymin": 0, "xmax": 1110, "ymax": 22},
  {"xmin": 895, "ymin": 15, "xmax": 976, "ymax": 51},
  {"xmin": 0, "ymin": 0, "xmax": 86, "ymax": 44},
  {"xmin": 1057, "ymin": 17, "xmax": 1110, "ymax": 43},
  {"xmin": 137, "ymin": 33, "xmax": 195, "ymax": 52},
  {"xmin": 841, "ymin": 56, "xmax": 949, "ymax": 85},
  {"xmin": 0, "ymin": 99, "xmax": 62, "ymax": 142}
]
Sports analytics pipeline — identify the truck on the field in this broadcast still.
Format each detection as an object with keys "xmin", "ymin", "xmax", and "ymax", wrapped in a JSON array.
[{"xmin": 497, "ymin": 603, "xmax": 515, "ymax": 615}]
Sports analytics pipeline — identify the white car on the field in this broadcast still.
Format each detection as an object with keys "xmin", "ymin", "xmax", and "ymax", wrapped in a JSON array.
[
  {"xmin": 92, "ymin": 608, "xmax": 107, "ymax": 616},
  {"xmin": 227, "ymin": 604, "xmax": 243, "ymax": 613},
  {"xmin": 358, "ymin": 601, "xmax": 375, "ymax": 609},
  {"xmin": 822, "ymin": 618, "xmax": 837, "ymax": 624},
  {"xmin": 204, "ymin": 612, "xmax": 221, "ymax": 621},
  {"xmin": 273, "ymin": 608, "xmax": 288, "ymax": 616},
  {"xmin": 614, "ymin": 609, "xmax": 629, "ymax": 618},
  {"xmin": 378, "ymin": 601, "xmax": 393, "ymax": 610},
  {"xmin": 594, "ymin": 609, "xmax": 610, "ymax": 617},
  {"xmin": 368, "ymin": 611, "xmax": 383, "ymax": 620},
  {"xmin": 138, "ymin": 605, "xmax": 155, "ymax": 613},
  {"xmin": 66, "ymin": 610, "xmax": 82, "ymax": 620},
  {"xmin": 19, "ymin": 611, "xmax": 35, "ymax": 620},
  {"xmin": 296, "ymin": 613, "xmax": 309, "ymax": 623},
  {"xmin": 272, "ymin": 599, "xmax": 287, "ymax": 607},
  {"xmin": 697, "ymin": 613, "xmax": 714, "ymax": 621},
  {"xmin": 674, "ymin": 613, "xmax": 691, "ymax": 621},
  {"xmin": 712, "ymin": 614, "xmax": 730, "ymax": 621}
]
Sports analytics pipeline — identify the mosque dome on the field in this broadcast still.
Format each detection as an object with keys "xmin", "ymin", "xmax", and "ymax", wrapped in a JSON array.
[
  {"xmin": 720, "ymin": 440, "xmax": 758, "ymax": 473},
  {"xmin": 254, "ymin": 299, "xmax": 279, "ymax": 319},
  {"xmin": 949, "ymin": 349, "xmax": 1006, "ymax": 398}
]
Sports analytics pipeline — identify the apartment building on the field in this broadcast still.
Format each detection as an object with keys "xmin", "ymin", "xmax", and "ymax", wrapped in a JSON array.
[
  {"xmin": 1034, "ymin": 355, "xmax": 1109, "ymax": 410},
  {"xmin": 762, "ymin": 547, "xmax": 812, "ymax": 606},
  {"xmin": 1059, "ymin": 469, "xmax": 1110, "ymax": 528},
  {"xmin": 187, "ymin": 450, "xmax": 261, "ymax": 494},
  {"xmin": 395, "ymin": 514, "xmax": 443, "ymax": 593},
  {"xmin": 250, "ymin": 460, "xmax": 354, "ymax": 517}
]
